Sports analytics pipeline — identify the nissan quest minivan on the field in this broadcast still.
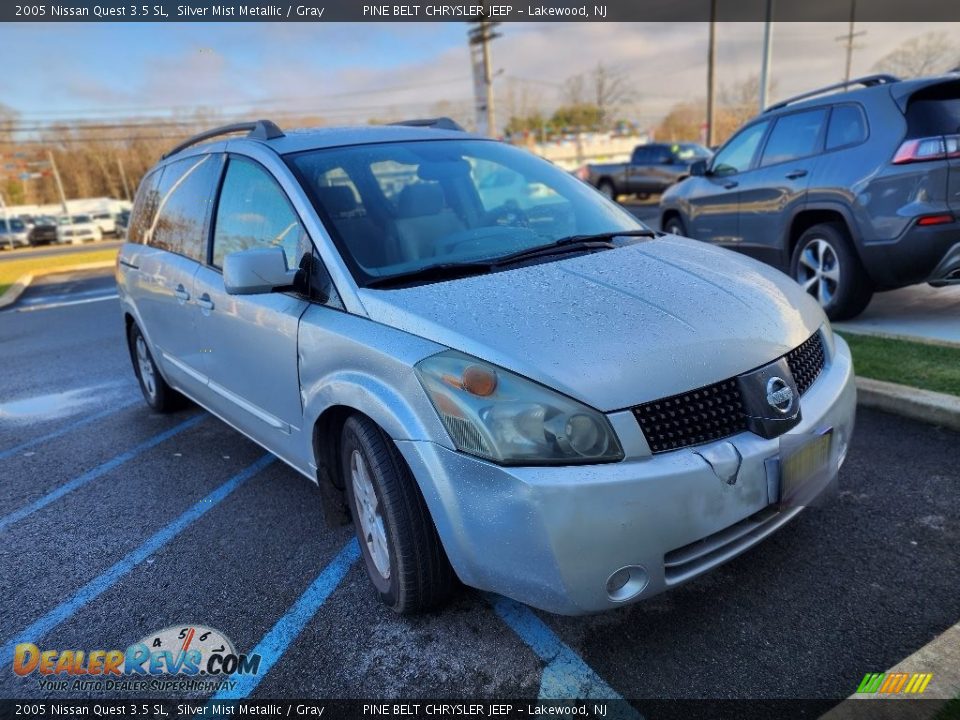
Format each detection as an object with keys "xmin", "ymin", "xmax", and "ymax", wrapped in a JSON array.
[{"xmin": 117, "ymin": 119, "xmax": 856, "ymax": 615}]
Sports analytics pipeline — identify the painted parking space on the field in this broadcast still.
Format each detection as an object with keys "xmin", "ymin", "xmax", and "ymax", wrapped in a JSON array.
[{"xmin": 1, "ymin": 282, "xmax": 958, "ymax": 708}]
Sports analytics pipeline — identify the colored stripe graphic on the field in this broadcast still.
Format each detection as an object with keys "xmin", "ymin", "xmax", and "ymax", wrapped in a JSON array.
[{"xmin": 1, "ymin": 454, "xmax": 275, "ymax": 666}]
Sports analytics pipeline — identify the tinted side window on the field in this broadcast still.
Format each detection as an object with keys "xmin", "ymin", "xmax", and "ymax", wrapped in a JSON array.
[
  {"xmin": 650, "ymin": 146, "xmax": 672, "ymax": 164},
  {"xmin": 149, "ymin": 155, "xmax": 222, "ymax": 261},
  {"xmin": 761, "ymin": 109, "xmax": 828, "ymax": 166},
  {"xmin": 632, "ymin": 147, "xmax": 652, "ymax": 164},
  {"xmin": 128, "ymin": 168, "xmax": 164, "ymax": 245},
  {"xmin": 826, "ymin": 105, "xmax": 868, "ymax": 150},
  {"xmin": 712, "ymin": 121, "xmax": 769, "ymax": 176},
  {"xmin": 212, "ymin": 157, "xmax": 304, "ymax": 269}
]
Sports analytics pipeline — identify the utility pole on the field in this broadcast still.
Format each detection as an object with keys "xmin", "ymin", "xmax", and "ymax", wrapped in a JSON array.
[
  {"xmin": 705, "ymin": 0, "xmax": 718, "ymax": 147},
  {"xmin": 759, "ymin": 0, "xmax": 774, "ymax": 111},
  {"xmin": 116, "ymin": 156, "xmax": 131, "ymax": 201},
  {"xmin": 468, "ymin": 18, "xmax": 501, "ymax": 137},
  {"xmin": 836, "ymin": 0, "xmax": 866, "ymax": 84},
  {"xmin": 47, "ymin": 149, "xmax": 69, "ymax": 216}
]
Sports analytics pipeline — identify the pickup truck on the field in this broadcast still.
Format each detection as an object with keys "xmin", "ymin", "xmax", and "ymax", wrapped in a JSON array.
[{"xmin": 584, "ymin": 142, "xmax": 712, "ymax": 201}]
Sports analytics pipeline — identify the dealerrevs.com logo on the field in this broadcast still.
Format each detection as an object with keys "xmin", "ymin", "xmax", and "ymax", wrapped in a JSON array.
[{"xmin": 12, "ymin": 624, "xmax": 261, "ymax": 693}]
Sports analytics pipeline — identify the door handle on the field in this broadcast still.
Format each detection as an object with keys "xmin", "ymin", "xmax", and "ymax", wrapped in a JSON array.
[
  {"xmin": 196, "ymin": 293, "xmax": 215, "ymax": 313},
  {"xmin": 723, "ymin": 181, "xmax": 739, "ymax": 190},
  {"xmin": 174, "ymin": 284, "xmax": 190, "ymax": 303},
  {"xmin": 785, "ymin": 169, "xmax": 808, "ymax": 180}
]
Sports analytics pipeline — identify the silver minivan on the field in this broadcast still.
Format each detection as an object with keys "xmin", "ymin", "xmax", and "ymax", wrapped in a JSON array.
[{"xmin": 117, "ymin": 120, "xmax": 857, "ymax": 615}]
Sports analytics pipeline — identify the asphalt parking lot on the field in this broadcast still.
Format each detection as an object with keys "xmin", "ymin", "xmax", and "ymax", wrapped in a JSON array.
[{"xmin": 1, "ymin": 270, "xmax": 958, "ymax": 707}]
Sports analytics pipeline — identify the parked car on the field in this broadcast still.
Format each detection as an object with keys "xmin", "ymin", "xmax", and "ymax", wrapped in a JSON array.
[
  {"xmin": 661, "ymin": 73, "xmax": 960, "ymax": 320},
  {"xmin": 56, "ymin": 214, "xmax": 103, "ymax": 244},
  {"xmin": 0, "ymin": 217, "xmax": 31, "ymax": 249},
  {"xmin": 28, "ymin": 216, "xmax": 59, "ymax": 246},
  {"xmin": 115, "ymin": 210, "xmax": 131, "ymax": 238},
  {"xmin": 118, "ymin": 119, "xmax": 855, "ymax": 615},
  {"xmin": 92, "ymin": 211, "xmax": 118, "ymax": 237},
  {"xmin": 584, "ymin": 142, "xmax": 712, "ymax": 201}
]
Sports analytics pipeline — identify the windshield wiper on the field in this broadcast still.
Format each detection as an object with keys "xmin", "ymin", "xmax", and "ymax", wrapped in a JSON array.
[
  {"xmin": 489, "ymin": 228, "xmax": 659, "ymax": 267},
  {"xmin": 364, "ymin": 261, "xmax": 494, "ymax": 289}
]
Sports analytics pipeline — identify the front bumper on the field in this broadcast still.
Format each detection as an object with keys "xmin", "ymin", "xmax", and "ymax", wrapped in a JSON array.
[{"xmin": 397, "ymin": 335, "xmax": 856, "ymax": 615}]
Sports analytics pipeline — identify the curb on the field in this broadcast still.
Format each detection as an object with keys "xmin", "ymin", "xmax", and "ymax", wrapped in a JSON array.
[
  {"xmin": 836, "ymin": 325, "xmax": 960, "ymax": 350},
  {"xmin": 0, "ymin": 260, "xmax": 116, "ymax": 310},
  {"xmin": 856, "ymin": 377, "xmax": 960, "ymax": 433}
]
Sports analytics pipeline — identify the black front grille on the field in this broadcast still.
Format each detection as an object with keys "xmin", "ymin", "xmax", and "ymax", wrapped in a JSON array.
[
  {"xmin": 633, "ymin": 378, "xmax": 747, "ymax": 454},
  {"xmin": 785, "ymin": 332, "xmax": 825, "ymax": 395},
  {"xmin": 633, "ymin": 332, "xmax": 826, "ymax": 454}
]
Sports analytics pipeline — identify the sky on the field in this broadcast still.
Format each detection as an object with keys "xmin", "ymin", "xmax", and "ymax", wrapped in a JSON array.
[{"xmin": 0, "ymin": 21, "xmax": 956, "ymax": 131}]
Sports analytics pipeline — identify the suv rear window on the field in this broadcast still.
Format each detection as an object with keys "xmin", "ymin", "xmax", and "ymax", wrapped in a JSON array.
[
  {"xmin": 905, "ymin": 81, "xmax": 960, "ymax": 138},
  {"xmin": 826, "ymin": 105, "xmax": 868, "ymax": 149},
  {"xmin": 761, "ymin": 108, "xmax": 828, "ymax": 166}
]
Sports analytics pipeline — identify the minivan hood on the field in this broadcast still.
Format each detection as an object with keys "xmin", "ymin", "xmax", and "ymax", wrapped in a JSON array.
[{"xmin": 357, "ymin": 237, "xmax": 825, "ymax": 412}]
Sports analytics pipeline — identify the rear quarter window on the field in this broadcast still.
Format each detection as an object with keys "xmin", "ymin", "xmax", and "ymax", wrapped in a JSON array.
[
  {"xmin": 826, "ymin": 105, "xmax": 868, "ymax": 150},
  {"xmin": 127, "ymin": 168, "xmax": 163, "ymax": 245}
]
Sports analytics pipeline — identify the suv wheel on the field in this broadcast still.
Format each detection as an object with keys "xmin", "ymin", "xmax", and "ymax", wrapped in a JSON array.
[
  {"xmin": 791, "ymin": 223, "xmax": 873, "ymax": 321},
  {"xmin": 341, "ymin": 415, "xmax": 456, "ymax": 613},
  {"xmin": 127, "ymin": 323, "xmax": 186, "ymax": 413}
]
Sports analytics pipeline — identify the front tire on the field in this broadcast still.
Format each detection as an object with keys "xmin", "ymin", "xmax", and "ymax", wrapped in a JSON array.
[
  {"xmin": 341, "ymin": 415, "xmax": 456, "ymax": 614},
  {"xmin": 127, "ymin": 323, "xmax": 186, "ymax": 413},
  {"xmin": 791, "ymin": 223, "xmax": 873, "ymax": 321},
  {"xmin": 663, "ymin": 214, "xmax": 687, "ymax": 237},
  {"xmin": 597, "ymin": 180, "xmax": 617, "ymax": 202}
]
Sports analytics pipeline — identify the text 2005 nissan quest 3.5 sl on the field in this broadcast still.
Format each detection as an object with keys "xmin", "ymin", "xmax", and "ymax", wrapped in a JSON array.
[{"xmin": 117, "ymin": 119, "xmax": 856, "ymax": 615}]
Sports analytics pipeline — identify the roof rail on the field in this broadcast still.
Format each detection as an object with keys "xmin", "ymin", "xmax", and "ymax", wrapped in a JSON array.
[
  {"xmin": 162, "ymin": 120, "xmax": 285, "ymax": 159},
  {"xmin": 764, "ymin": 74, "xmax": 901, "ymax": 113},
  {"xmin": 389, "ymin": 117, "xmax": 465, "ymax": 132}
]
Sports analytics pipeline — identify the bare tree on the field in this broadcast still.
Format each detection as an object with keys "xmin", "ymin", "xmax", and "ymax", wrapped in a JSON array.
[
  {"xmin": 590, "ymin": 62, "xmax": 634, "ymax": 126},
  {"xmin": 873, "ymin": 31, "xmax": 959, "ymax": 78}
]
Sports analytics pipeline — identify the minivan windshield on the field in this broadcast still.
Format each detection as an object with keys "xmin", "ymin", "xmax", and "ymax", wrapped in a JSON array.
[{"xmin": 287, "ymin": 139, "xmax": 646, "ymax": 286}]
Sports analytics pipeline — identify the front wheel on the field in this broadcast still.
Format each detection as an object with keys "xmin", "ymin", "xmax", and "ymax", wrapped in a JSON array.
[
  {"xmin": 663, "ymin": 215, "xmax": 687, "ymax": 237},
  {"xmin": 791, "ymin": 223, "xmax": 873, "ymax": 321},
  {"xmin": 597, "ymin": 180, "xmax": 617, "ymax": 202},
  {"xmin": 341, "ymin": 415, "xmax": 456, "ymax": 614}
]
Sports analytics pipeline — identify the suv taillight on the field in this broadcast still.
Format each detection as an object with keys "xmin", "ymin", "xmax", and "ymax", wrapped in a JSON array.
[{"xmin": 893, "ymin": 135, "xmax": 960, "ymax": 164}]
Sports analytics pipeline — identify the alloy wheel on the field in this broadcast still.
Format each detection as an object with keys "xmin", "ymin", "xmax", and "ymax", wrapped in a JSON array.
[
  {"xmin": 351, "ymin": 449, "xmax": 391, "ymax": 580},
  {"xmin": 796, "ymin": 237, "xmax": 840, "ymax": 307},
  {"xmin": 135, "ymin": 335, "xmax": 157, "ymax": 400}
]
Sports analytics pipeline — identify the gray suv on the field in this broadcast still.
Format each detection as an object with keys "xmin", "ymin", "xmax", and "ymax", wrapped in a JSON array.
[
  {"xmin": 118, "ymin": 119, "xmax": 855, "ymax": 615},
  {"xmin": 660, "ymin": 74, "xmax": 960, "ymax": 320}
]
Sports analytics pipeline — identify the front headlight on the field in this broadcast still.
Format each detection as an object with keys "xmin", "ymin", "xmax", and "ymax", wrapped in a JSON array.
[{"xmin": 415, "ymin": 350, "xmax": 623, "ymax": 465}]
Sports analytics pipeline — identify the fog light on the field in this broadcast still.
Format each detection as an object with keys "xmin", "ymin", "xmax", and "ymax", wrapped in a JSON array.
[{"xmin": 605, "ymin": 565, "xmax": 649, "ymax": 602}]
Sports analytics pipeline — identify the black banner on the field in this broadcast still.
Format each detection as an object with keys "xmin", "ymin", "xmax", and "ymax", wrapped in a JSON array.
[
  {"xmin": 1, "ymin": 699, "xmax": 956, "ymax": 720},
  {"xmin": 4, "ymin": 0, "xmax": 960, "ymax": 23}
]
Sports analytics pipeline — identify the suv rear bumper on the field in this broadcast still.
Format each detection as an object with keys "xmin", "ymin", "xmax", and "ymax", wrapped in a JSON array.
[{"xmin": 860, "ymin": 221, "xmax": 960, "ymax": 288}]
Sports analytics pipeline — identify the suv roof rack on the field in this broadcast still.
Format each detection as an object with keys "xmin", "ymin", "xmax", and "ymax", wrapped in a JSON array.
[
  {"xmin": 388, "ymin": 117, "xmax": 465, "ymax": 132},
  {"xmin": 764, "ymin": 74, "xmax": 901, "ymax": 113},
  {"xmin": 162, "ymin": 119, "xmax": 285, "ymax": 159}
]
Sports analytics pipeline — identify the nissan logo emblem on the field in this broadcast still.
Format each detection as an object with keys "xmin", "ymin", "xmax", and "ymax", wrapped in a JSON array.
[{"xmin": 766, "ymin": 376, "xmax": 794, "ymax": 414}]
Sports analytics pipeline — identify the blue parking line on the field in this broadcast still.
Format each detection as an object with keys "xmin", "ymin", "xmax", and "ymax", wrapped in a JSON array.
[
  {"xmin": 212, "ymin": 538, "xmax": 360, "ymax": 700},
  {"xmin": 0, "ymin": 397, "xmax": 140, "ymax": 462},
  {"xmin": 0, "ymin": 453, "xmax": 275, "ymax": 667},
  {"xmin": 0, "ymin": 414, "xmax": 204, "ymax": 532},
  {"xmin": 488, "ymin": 595, "xmax": 643, "ymax": 719}
]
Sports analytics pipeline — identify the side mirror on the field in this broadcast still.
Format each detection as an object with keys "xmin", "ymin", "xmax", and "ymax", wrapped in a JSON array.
[
  {"xmin": 690, "ymin": 159, "xmax": 708, "ymax": 177},
  {"xmin": 223, "ymin": 246, "xmax": 297, "ymax": 295}
]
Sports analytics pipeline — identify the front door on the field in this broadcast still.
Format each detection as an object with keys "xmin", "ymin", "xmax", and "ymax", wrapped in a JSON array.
[
  {"xmin": 687, "ymin": 119, "xmax": 770, "ymax": 246},
  {"xmin": 193, "ymin": 156, "xmax": 310, "ymax": 461}
]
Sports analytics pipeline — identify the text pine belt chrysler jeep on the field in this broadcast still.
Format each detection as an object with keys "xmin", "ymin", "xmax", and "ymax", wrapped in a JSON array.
[{"xmin": 117, "ymin": 119, "xmax": 856, "ymax": 615}]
